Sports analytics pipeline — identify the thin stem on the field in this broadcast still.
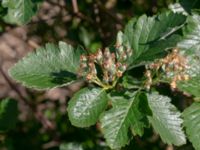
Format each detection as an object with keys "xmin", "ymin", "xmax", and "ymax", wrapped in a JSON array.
[
  {"xmin": 72, "ymin": 0, "xmax": 79, "ymax": 13},
  {"xmin": 0, "ymin": 67, "xmax": 27, "ymax": 102},
  {"xmin": 91, "ymin": 78, "xmax": 105, "ymax": 88},
  {"xmin": 91, "ymin": 76, "xmax": 119, "ymax": 90}
]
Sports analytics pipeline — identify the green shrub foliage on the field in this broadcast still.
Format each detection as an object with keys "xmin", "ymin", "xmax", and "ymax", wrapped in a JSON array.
[{"xmin": 2, "ymin": 0, "xmax": 200, "ymax": 149}]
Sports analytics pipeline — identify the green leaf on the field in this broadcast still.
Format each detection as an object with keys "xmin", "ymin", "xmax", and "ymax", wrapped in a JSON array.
[
  {"xmin": 60, "ymin": 142, "xmax": 83, "ymax": 150},
  {"xmin": 178, "ymin": 14, "xmax": 200, "ymax": 56},
  {"xmin": 68, "ymin": 88, "xmax": 108, "ymax": 127},
  {"xmin": 9, "ymin": 41, "xmax": 84, "ymax": 90},
  {"xmin": 124, "ymin": 11, "xmax": 186, "ymax": 67},
  {"xmin": 169, "ymin": 2, "xmax": 188, "ymax": 15},
  {"xmin": 179, "ymin": 0, "xmax": 200, "ymax": 13},
  {"xmin": 122, "ymin": 75, "xmax": 142, "ymax": 89},
  {"xmin": 100, "ymin": 92, "xmax": 151, "ymax": 149},
  {"xmin": 177, "ymin": 55, "xmax": 200, "ymax": 97},
  {"xmin": 0, "ymin": 98, "xmax": 18, "ymax": 132},
  {"xmin": 176, "ymin": 14, "xmax": 200, "ymax": 98},
  {"xmin": 148, "ymin": 93, "xmax": 186, "ymax": 146},
  {"xmin": 0, "ymin": 2, "xmax": 8, "ymax": 17},
  {"xmin": 182, "ymin": 102, "xmax": 200, "ymax": 150},
  {"xmin": 2, "ymin": 0, "xmax": 17, "ymax": 8},
  {"xmin": 178, "ymin": 76, "xmax": 200, "ymax": 98},
  {"xmin": 2, "ymin": 0, "xmax": 42, "ymax": 25},
  {"xmin": 135, "ymin": 34, "xmax": 182, "ymax": 63}
]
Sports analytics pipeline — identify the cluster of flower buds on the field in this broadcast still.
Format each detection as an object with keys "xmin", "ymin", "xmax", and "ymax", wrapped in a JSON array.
[
  {"xmin": 144, "ymin": 70, "xmax": 152, "ymax": 90},
  {"xmin": 145, "ymin": 48, "xmax": 190, "ymax": 89},
  {"xmin": 78, "ymin": 44, "xmax": 132, "ymax": 86}
]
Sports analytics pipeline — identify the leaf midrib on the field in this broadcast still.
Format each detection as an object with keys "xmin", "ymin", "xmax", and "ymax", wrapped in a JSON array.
[{"xmin": 112, "ymin": 94, "xmax": 137, "ymax": 143}]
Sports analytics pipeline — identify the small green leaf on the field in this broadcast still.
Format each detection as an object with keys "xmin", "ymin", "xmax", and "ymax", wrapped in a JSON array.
[
  {"xmin": 148, "ymin": 93, "xmax": 186, "ymax": 146},
  {"xmin": 100, "ymin": 92, "xmax": 151, "ymax": 149},
  {"xmin": 124, "ymin": 11, "xmax": 186, "ymax": 67},
  {"xmin": 68, "ymin": 88, "xmax": 108, "ymax": 127},
  {"xmin": 182, "ymin": 102, "xmax": 200, "ymax": 150},
  {"xmin": 0, "ymin": 98, "xmax": 18, "ymax": 132},
  {"xmin": 60, "ymin": 142, "xmax": 83, "ymax": 150},
  {"xmin": 2, "ymin": 0, "xmax": 42, "ymax": 25},
  {"xmin": 9, "ymin": 41, "xmax": 84, "ymax": 90}
]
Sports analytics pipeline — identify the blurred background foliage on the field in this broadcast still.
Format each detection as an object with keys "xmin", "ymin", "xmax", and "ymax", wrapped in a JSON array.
[{"xmin": 0, "ymin": 0, "xmax": 197, "ymax": 150}]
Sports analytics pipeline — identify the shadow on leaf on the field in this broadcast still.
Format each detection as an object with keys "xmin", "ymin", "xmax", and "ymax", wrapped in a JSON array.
[{"xmin": 50, "ymin": 70, "xmax": 76, "ymax": 85}]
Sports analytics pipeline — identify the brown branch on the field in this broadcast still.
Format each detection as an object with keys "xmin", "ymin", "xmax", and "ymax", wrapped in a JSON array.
[
  {"xmin": 95, "ymin": 0, "xmax": 124, "ymax": 26},
  {"xmin": 72, "ymin": 0, "xmax": 79, "ymax": 13},
  {"xmin": 70, "ymin": 0, "xmax": 94, "ymax": 24},
  {"xmin": 0, "ymin": 61, "xmax": 53, "ymax": 129},
  {"xmin": 45, "ymin": 0, "xmax": 66, "ymax": 9},
  {"xmin": 0, "ymin": 66, "xmax": 27, "ymax": 102},
  {"xmin": 73, "ymin": 12, "xmax": 94, "ymax": 24},
  {"xmin": 35, "ymin": 111, "xmax": 54, "ymax": 129}
]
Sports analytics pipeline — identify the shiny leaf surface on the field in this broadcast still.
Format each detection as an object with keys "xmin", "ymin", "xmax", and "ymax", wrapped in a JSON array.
[
  {"xmin": 100, "ymin": 92, "xmax": 151, "ymax": 149},
  {"xmin": 9, "ymin": 41, "xmax": 84, "ymax": 90},
  {"xmin": 124, "ymin": 11, "xmax": 186, "ymax": 67},
  {"xmin": 2, "ymin": 0, "xmax": 41, "ymax": 25},
  {"xmin": 182, "ymin": 102, "xmax": 200, "ymax": 150},
  {"xmin": 148, "ymin": 93, "xmax": 186, "ymax": 146},
  {"xmin": 68, "ymin": 88, "xmax": 108, "ymax": 127}
]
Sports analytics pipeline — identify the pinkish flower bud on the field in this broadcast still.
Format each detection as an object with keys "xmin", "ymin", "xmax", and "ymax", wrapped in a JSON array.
[
  {"xmin": 104, "ymin": 47, "xmax": 111, "ymax": 59},
  {"xmin": 116, "ymin": 70, "xmax": 123, "ymax": 77},
  {"xmin": 126, "ymin": 48, "xmax": 132, "ymax": 58},
  {"xmin": 116, "ymin": 31, "xmax": 123, "ymax": 47},
  {"xmin": 88, "ymin": 62, "xmax": 97, "ymax": 75},
  {"xmin": 86, "ymin": 74, "xmax": 93, "ymax": 81},
  {"xmin": 111, "ymin": 53, "xmax": 116, "ymax": 61},
  {"xmin": 80, "ymin": 63, "xmax": 87, "ymax": 69},
  {"xmin": 108, "ymin": 64, "xmax": 116, "ymax": 76},
  {"xmin": 88, "ymin": 54, "xmax": 96, "ymax": 61},
  {"xmin": 117, "ymin": 46, "xmax": 124, "ymax": 55},
  {"xmin": 121, "ymin": 52, "xmax": 127, "ymax": 61},
  {"xmin": 103, "ymin": 71, "xmax": 109, "ymax": 83},
  {"xmin": 80, "ymin": 55, "xmax": 87, "ymax": 62},
  {"xmin": 103, "ymin": 60, "xmax": 110, "ymax": 69},
  {"xmin": 96, "ymin": 49, "xmax": 103, "ymax": 63},
  {"xmin": 118, "ymin": 64, "xmax": 127, "ymax": 72}
]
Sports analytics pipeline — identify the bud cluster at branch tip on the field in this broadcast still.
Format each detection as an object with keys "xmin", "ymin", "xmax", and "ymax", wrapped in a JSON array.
[
  {"xmin": 78, "ymin": 42, "xmax": 132, "ymax": 89},
  {"xmin": 145, "ymin": 48, "xmax": 190, "ymax": 90}
]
